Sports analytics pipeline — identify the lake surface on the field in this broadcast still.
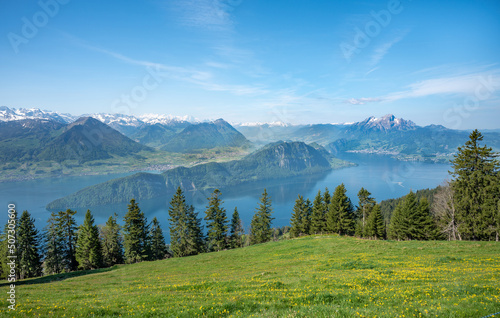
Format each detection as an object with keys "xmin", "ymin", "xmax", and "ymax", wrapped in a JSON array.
[{"xmin": 0, "ymin": 153, "xmax": 452, "ymax": 241}]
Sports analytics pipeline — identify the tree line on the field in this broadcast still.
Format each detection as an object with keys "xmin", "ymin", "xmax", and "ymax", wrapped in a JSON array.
[{"xmin": 1, "ymin": 129, "xmax": 498, "ymax": 281}]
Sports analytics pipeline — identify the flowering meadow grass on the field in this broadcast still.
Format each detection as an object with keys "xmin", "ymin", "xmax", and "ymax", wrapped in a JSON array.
[{"xmin": 1, "ymin": 236, "xmax": 499, "ymax": 317}]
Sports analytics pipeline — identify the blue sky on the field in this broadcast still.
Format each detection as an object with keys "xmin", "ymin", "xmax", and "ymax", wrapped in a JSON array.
[{"xmin": 1, "ymin": 0, "xmax": 499, "ymax": 129}]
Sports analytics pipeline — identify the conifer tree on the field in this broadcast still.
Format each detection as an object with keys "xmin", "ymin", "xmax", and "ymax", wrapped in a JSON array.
[
  {"xmin": 57, "ymin": 209, "xmax": 78, "ymax": 271},
  {"xmin": 0, "ymin": 210, "xmax": 18, "ymax": 279},
  {"xmin": 229, "ymin": 208, "xmax": 244, "ymax": 248},
  {"xmin": 100, "ymin": 213, "xmax": 124, "ymax": 266},
  {"xmin": 75, "ymin": 210, "xmax": 103, "ymax": 270},
  {"xmin": 450, "ymin": 129, "xmax": 500, "ymax": 240},
  {"xmin": 17, "ymin": 211, "xmax": 42, "ymax": 279},
  {"xmin": 365, "ymin": 204, "xmax": 385, "ymax": 240},
  {"xmin": 250, "ymin": 189, "xmax": 274, "ymax": 244},
  {"xmin": 310, "ymin": 190, "xmax": 325, "ymax": 234},
  {"xmin": 186, "ymin": 205, "xmax": 205, "ymax": 255},
  {"xmin": 150, "ymin": 217, "xmax": 168, "ymax": 260},
  {"xmin": 326, "ymin": 184, "xmax": 354, "ymax": 235},
  {"xmin": 357, "ymin": 187, "xmax": 376, "ymax": 237},
  {"xmin": 123, "ymin": 199, "xmax": 150, "ymax": 263},
  {"xmin": 413, "ymin": 198, "xmax": 438, "ymax": 240},
  {"xmin": 290, "ymin": 195, "xmax": 306, "ymax": 238},
  {"xmin": 204, "ymin": 189, "xmax": 228, "ymax": 252},
  {"xmin": 43, "ymin": 212, "xmax": 64, "ymax": 275}
]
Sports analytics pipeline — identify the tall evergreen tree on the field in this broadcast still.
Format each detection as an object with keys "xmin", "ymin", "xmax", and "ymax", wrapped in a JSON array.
[
  {"xmin": 357, "ymin": 187, "xmax": 376, "ymax": 237},
  {"xmin": 186, "ymin": 205, "xmax": 205, "ymax": 255},
  {"xmin": 326, "ymin": 184, "xmax": 354, "ymax": 235},
  {"xmin": 123, "ymin": 199, "xmax": 150, "ymax": 263},
  {"xmin": 150, "ymin": 217, "xmax": 169, "ymax": 260},
  {"xmin": 75, "ymin": 210, "xmax": 103, "ymax": 270},
  {"xmin": 250, "ymin": 189, "xmax": 274, "ymax": 244},
  {"xmin": 100, "ymin": 213, "xmax": 124, "ymax": 266},
  {"xmin": 365, "ymin": 204, "xmax": 385, "ymax": 240},
  {"xmin": 17, "ymin": 211, "xmax": 43, "ymax": 279},
  {"xmin": 413, "ymin": 198, "xmax": 438, "ymax": 240},
  {"xmin": 310, "ymin": 190, "xmax": 325, "ymax": 234},
  {"xmin": 229, "ymin": 208, "xmax": 244, "ymax": 248},
  {"xmin": 0, "ymin": 210, "xmax": 18, "ymax": 279},
  {"xmin": 57, "ymin": 209, "xmax": 78, "ymax": 271},
  {"xmin": 43, "ymin": 212, "xmax": 64, "ymax": 275},
  {"xmin": 387, "ymin": 198, "xmax": 407, "ymax": 240},
  {"xmin": 204, "ymin": 189, "xmax": 228, "ymax": 252},
  {"xmin": 450, "ymin": 129, "xmax": 500, "ymax": 240},
  {"xmin": 290, "ymin": 195, "xmax": 306, "ymax": 238}
]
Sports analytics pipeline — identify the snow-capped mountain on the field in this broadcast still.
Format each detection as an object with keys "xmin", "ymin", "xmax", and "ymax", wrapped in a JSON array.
[
  {"xmin": 234, "ymin": 121, "xmax": 292, "ymax": 127},
  {"xmin": 0, "ymin": 106, "xmax": 75, "ymax": 123},
  {"xmin": 352, "ymin": 114, "xmax": 417, "ymax": 131},
  {"xmin": 138, "ymin": 113, "xmax": 198, "ymax": 125}
]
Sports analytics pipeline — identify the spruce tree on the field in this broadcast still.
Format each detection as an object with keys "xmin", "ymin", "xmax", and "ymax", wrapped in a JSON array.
[
  {"xmin": 250, "ymin": 189, "xmax": 274, "ymax": 244},
  {"xmin": 75, "ymin": 210, "xmax": 103, "ymax": 270},
  {"xmin": 43, "ymin": 212, "xmax": 64, "ymax": 275},
  {"xmin": 387, "ymin": 199, "xmax": 406, "ymax": 240},
  {"xmin": 186, "ymin": 205, "xmax": 205, "ymax": 255},
  {"xmin": 57, "ymin": 209, "xmax": 78, "ymax": 271},
  {"xmin": 17, "ymin": 211, "xmax": 43, "ymax": 279},
  {"xmin": 357, "ymin": 187, "xmax": 376, "ymax": 237},
  {"xmin": 450, "ymin": 129, "xmax": 500, "ymax": 240},
  {"xmin": 310, "ymin": 190, "xmax": 325, "ymax": 234},
  {"xmin": 402, "ymin": 191, "xmax": 419, "ymax": 240},
  {"xmin": 150, "ymin": 217, "xmax": 168, "ymax": 260},
  {"xmin": 365, "ymin": 204, "xmax": 385, "ymax": 240},
  {"xmin": 413, "ymin": 198, "xmax": 438, "ymax": 240},
  {"xmin": 123, "ymin": 199, "xmax": 150, "ymax": 263},
  {"xmin": 290, "ymin": 195, "xmax": 306, "ymax": 238},
  {"xmin": 229, "ymin": 208, "xmax": 244, "ymax": 248},
  {"xmin": 100, "ymin": 213, "xmax": 124, "ymax": 266},
  {"xmin": 326, "ymin": 184, "xmax": 354, "ymax": 235},
  {"xmin": 204, "ymin": 189, "xmax": 228, "ymax": 252}
]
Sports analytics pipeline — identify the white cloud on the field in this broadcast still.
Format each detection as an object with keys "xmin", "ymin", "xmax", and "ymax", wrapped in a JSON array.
[
  {"xmin": 170, "ymin": 0, "xmax": 237, "ymax": 31},
  {"xmin": 370, "ymin": 32, "xmax": 408, "ymax": 66}
]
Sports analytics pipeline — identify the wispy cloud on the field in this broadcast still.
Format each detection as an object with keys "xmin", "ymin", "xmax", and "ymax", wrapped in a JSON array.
[
  {"xmin": 347, "ymin": 67, "xmax": 500, "ymax": 104},
  {"xmin": 169, "ymin": 0, "xmax": 237, "ymax": 31},
  {"xmin": 370, "ymin": 32, "xmax": 408, "ymax": 66}
]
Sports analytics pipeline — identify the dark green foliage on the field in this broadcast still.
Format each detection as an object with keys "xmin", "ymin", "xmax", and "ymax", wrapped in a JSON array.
[
  {"xmin": 415, "ymin": 198, "xmax": 438, "ymax": 240},
  {"xmin": 100, "ymin": 213, "xmax": 124, "ymax": 266},
  {"xmin": 43, "ymin": 212, "xmax": 64, "ymax": 275},
  {"xmin": 365, "ymin": 204, "xmax": 385, "ymax": 239},
  {"xmin": 450, "ymin": 129, "xmax": 500, "ymax": 240},
  {"xmin": 0, "ymin": 211, "xmax": 18, "ymax": 279},
  {"xmin": 380, "ymin": 187, "xmax": 441, "ymax": 222},
  {"xmin": 168, "ymin": 188, "xmax": 204, "ymax": 257},
  {"xmin": 17, "ymin": 211, "xmax": 43, "ymax": 279},
  {"xmin": 57, "ymin": 209, "xmax": 78, "ymax": 271},
  {"xmin": 229, "ymin": 208, "xmax": 244, "ymax": 248},
  {"xmin": 250, "ymin": 189, "xmax": 274, "ymax": 244},
  {"xmin": 75, "ymin": 210, "xmax": 103, "ymax": 270},
  {"xmin": 310, "ymin": 190, "xmax": 326, "ymax": 234},
  {"xmin": 204, "ymin": 189, "xmax": 228, "ymax": 252},
  {"xmin": 326, "ymin": 184, "xmax": 354, "ymax": 235},
  {"xmin": 290, "ymin": 195, "xmax": 311, "ymax": 238},
  {"xmin": 356, "ymin": 188, "xmax": 376, "ymax": 237},
  {"xmin": 123, "ymin": 199, "xmax": 150, "ymax": 263},
  {"xmin": 150, "ymin": 217, "xmax": 169, "ymax": 260}
]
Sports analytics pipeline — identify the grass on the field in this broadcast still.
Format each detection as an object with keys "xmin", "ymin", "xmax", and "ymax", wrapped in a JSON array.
[{"xmin": 1, "ymin": 236, "xmax": 499, "ymax": 317}]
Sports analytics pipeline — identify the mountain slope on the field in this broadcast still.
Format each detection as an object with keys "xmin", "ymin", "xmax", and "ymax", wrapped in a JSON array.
[
  {"xmin": 161, "ymin": 119, "xmax": 251, "ymax": 153},
  {"xmin": 47, "ymin": 141, "xmax": 346, "ymax": 209}
]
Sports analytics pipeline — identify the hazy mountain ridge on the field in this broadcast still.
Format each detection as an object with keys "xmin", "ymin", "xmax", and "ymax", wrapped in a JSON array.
[{"xmin": 46, "ymin": 141, "xmax": 345, "ymax": 209}]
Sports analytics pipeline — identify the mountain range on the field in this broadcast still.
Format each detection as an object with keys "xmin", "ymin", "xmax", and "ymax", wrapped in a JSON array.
[{"xmin": 46, "ymin": 141, "xmax": 350, "ymax": 209}]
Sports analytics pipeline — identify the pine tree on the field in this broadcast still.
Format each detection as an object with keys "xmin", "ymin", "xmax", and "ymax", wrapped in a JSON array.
[
  {"xmin": 75, "ymin": 210, "xmax": 103, "ymax": 270},
  {"xmin": 413, "ymin": 198, "xmax": 438, "ymax": 240},
  {"xmin": 450, "ymin": 129, "xmax": 500, "ymax": 240},
  {"xmin": 43, "ymin": 212, "xmax": 64, "ymax": 275},
  {"xmin": 123, "ymin": 199, "xmax": 150, "ymax": 263},
  {"xmin": 310, "ymin": 190, "xmax": 325, "ymax": 234},
  {"xmin": 250, "ymin": 189, "xmax": 274, "ymax": 245},
  {"xmin": 229, "ymin": 208, "xmax": 244, "ymax": 248},
  {"xmin": 326, "ymin": 184, "xmax": 354, "ymax": 235},
  {"xmin": 402, "ymin": 191, "xmax": 420, "ymax": 240},
  {"xmin": 290, "ymin": 195, "xmax": 306, "ymax": 238},
  {"xmin": 100, "ymin": 213, "xmax": 124, "ymax": 266},
  {"xmin": 168, "ymin": 188, "xmax": 204, "ymax": 257},
  {"xmin": 150, "ymin": 217, "xmax": 168, "ymax": 260},
  {"xmin": 57, "ymin": 209, "xmax": 78, "ymax": 271},
  {"xmin": 17, "ymin": 211, "xmax": 43, "ymax": 279},
  {"xmin": 365, "ymin": 204, "xmax": 385, "ymax": 240},
  {"xmin": 204, "ymin": 189, "xmax": 228, "ymax": 252},
  {"xmin": 357, "ymin": 187, "xmax": 376, "ymax": 237}
]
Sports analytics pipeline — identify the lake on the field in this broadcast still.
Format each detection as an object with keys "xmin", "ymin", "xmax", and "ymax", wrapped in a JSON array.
[{"xmin": 0, "ymin": 153, "xmax": 452, "ymax": 241}]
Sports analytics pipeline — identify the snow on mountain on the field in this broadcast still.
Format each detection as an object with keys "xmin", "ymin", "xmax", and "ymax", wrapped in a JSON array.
[
  {"xmin": 234, "ymin": 121, "xmax": 292, "ymax": 127},
  {"xmin": 138, "ymin": 113, "xmax": 197, "ymax": 125},
  {"xmin": 86, "ymin": 113, "xmax": 144, "ymax": 127},
  {"xmin": 0, "ymin": 106, "xmax": 75, "ymax": 123},
  {"xmin": 354, "ymin": 114, "xmax": 416, "ymax": 131}
]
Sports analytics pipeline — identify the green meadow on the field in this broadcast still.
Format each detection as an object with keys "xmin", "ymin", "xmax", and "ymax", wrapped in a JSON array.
[{"xmin": 2, "ymin": 236, "xmax": 499, "ymax": 317}]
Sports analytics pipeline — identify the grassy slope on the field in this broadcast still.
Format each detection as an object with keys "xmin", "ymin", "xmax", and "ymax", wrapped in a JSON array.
[{"xmin": 2, "ymin": 236, "xmax": 499, "ymax": 317}]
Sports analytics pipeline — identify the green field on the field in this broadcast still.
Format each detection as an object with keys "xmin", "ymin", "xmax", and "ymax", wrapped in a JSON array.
[{"xmin": 2, "ymin": 236, "xmax": 499, "ymax": 317}]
